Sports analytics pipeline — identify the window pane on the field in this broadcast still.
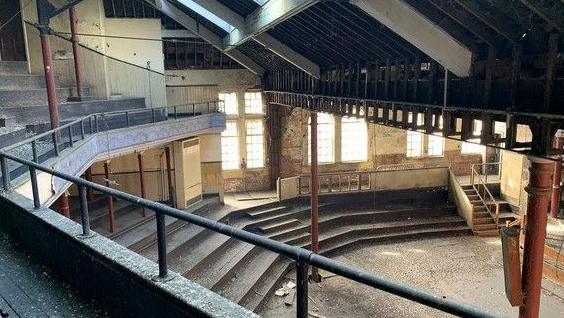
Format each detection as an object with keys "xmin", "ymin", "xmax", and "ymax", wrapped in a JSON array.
[
  {"xmin": 406, "ymin": 130, "xmax": 423, "ymax": 157},
  {"xmin": 308, "ymin": 113, "xmax": 335, "ymax": 164},
  {"xmin": 428, "ymin": 133, "xmax": 444, "ymax": 157},
  {"xmin": 221, "ymin": 121, "xmax": 239, "ymax": 169},
  {"xmin": 245, "ymin": 120, "xmax": 264, "ymax": 168},
  {"xmin": 341, "ymin": 117, "xmax": 367, "ymax": 162},
  {"xmin": 244, "ymin": 92, "xmax": 264, "ymax": 114},
  {"xmin": 461, "ymin": 138, "xmax": 485, "ymax": 154},
  {"xmin": 218, "ymin": 92, "xmax": 238, "ymax": 115}
]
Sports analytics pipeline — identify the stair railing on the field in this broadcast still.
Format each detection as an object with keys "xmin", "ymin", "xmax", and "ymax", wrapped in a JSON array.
[
  {"xmin": 0, "ymin": 150, "xmax": 500, "ymax": 318},
  {"xmin": 470, "ymin": 163, "xmax": 501, "ymax": 226}
]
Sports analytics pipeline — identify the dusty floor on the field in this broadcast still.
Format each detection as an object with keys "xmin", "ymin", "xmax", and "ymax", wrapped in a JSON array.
[
  {"xmin": 0, "ymin": 232, "xmax": 108, "ymax": 317},
  {"xmin": 261, "ymin": 236, "xmax": 564, "ymax": 318}
]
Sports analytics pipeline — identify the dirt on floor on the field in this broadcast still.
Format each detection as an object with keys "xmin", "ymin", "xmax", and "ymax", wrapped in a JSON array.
[{"xmin": 260, "ymin": 236, "xmax": 564, "ymax": 318}]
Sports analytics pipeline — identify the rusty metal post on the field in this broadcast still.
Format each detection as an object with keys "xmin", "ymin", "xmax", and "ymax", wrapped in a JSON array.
[
  {"xmin": 68, "ymin": 6, "xmax": 83, "ymax": 99},
  {"xmin": 85, "ymin": 167, "xmax": 94, "ymax": 200},
  {"xmin": 138, "ymin": 152, "xmax": 147, "ymax": 217},
  {"xmin": 57, "ymin": 192, "xmax": 70, "ymax": 218},
  {"xmin": 519, "ymin": 157, "xmax": 553, "ymax": 318},
  {"xmin": 165, "ymin": 147, "xmax": 176, "ymax": 208},
  {"xmin": 39, "ymin": 28, "xmax": 60, "ymax": 131},
  {"xmin": 550, "ymin": 131, "xmax": 563, "ymax": 218},
  {"xmin": 310, "ymin": 112, "xmax": 321, "ymax": 282},
  {"xmin": 104, "ymin": 161, "xmax": 115, "ymax": 233}
]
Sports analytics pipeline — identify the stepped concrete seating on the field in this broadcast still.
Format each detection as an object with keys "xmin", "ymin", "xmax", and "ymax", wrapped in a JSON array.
[{"xmin": 75, "ymin": 189, "xmax": 470, "ymax": 313}]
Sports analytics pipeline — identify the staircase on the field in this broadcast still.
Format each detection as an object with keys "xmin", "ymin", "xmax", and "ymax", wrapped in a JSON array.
[
  {"xmin": 461, "ymin": 184, "xmax": 517, "ymax": 236},
  {"xmin": 70, "ymin": 189, "xmax": 470, "ymax": 313}
]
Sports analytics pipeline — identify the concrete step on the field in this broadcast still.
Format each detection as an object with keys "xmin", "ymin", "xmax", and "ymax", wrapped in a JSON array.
[
  {"xmin": 240, "ymin": 258, "xmax": 292, "ymax": 312},
  {"xmin": 473, "ymin": 229, "xmax": 500, "ymax": 237},
  {"xmin": 474, "ymin": 211, "xmax": 490, "ymax": 218},
  {"xmin": 184, "ymin": 239, "xmax": 256, "ymax": 288},
  {"xmin": 473, "ymin": 223, "xmax": 498, "ymax": 231},
  {"xmin": 473, "ymin": 217, "xmax": 495, "ymax": 225},
  {"xmin": 246, "ymin": 206, "xmax": 288, "ymax": 219},
  {"xmin": 127, "ymin": 219, "xmax": 187, "ymax": 253},
  {"xmin": 0, "ymin": 61, "xmax": 28, "ymax": 74},
  {"xmin": 0, "ymin": 88, "xmax": 71, "ymax": 107},
  {"xmin": 259, "ymin": 219, "xmax": 301, "ymax": 234},
  {"xmin": 0, "ymin": 74, "xmax": 46, "ymax": 89}
]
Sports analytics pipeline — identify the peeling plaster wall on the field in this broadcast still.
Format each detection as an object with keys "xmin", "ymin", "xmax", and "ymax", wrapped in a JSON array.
[{"xmin": 278, "ymin": 107, "xmax": 482, "ymax": 179}]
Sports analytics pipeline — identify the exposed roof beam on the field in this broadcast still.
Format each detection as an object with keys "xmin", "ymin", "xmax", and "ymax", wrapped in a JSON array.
[
  {"xmin": 423, "ymin": 0, "xmax": 505, "ymax": 49},
  {"xmin": 518, "ymin": 0, "xmax": 564, "ymax": 32},
  {"xmin": 352, "ymin": 0, "xmax": 473, "ymax": 77},
  {"xmin": 145, "ymin": 0, "xmax": 264, "ymax": 75},
  {"xmin": 192, "ymin": 0, "xmax": 320, "ymax": 77},
  {"xmin": 454, "ymin": 0, "xmax": 521, "ymax": 43},
  {"xmin": 223, "ymin": 0, "xmax": 319, "ymax": 51}
]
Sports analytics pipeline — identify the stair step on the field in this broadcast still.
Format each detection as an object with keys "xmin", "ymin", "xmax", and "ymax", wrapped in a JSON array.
[
  {"xmin": 128, "ymin": 219, "xmax": 187, "ymax": 253},
  {"xmin": 240, "ymin": 258, "xmax": 292, "ymax": 312},
  {"xmin": 166, "ymin": 230, "xmax": 231, "ymax": 275},
  {"xmin": 246, "ymin": 206, "xmax": 288, "ymax": 218},
  {"xmin": 474, "ymin": 211, "xmax": 490, "ymax": 218},
  {"xmin": 473, "ymin": 217, "xmax": 495, "ymax": 225},
  {"xmin": 0, "ymin": 74, "xmax": 46, "ymax": 89},
  {"xmin": 259, "ymin": 219, "xmax": 301, "ymax": 234},
  {"xmin": 473, "ymin": 229, "xmax": 500, "ymax": 237},
  {"xmin": 0, "ymin": 61, "xmax": 28, "ymax": 74},
  {"xmin": 267, "ymin": 224, "xmax": 310, "ymax": 242},
  {"xmin": 0, "ymin": 88, "xmax": 71, "ymax": 107},
  {"xmin": 473, "ymin": 223, "xmax": 498, "ymax": 231},
  {"xmin": 184, "ymin": 239, "xmax": 256, "ymax": 288}
]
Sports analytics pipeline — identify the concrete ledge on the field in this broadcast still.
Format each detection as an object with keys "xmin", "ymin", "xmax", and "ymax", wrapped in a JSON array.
[{"xmin": 0, "ymin": 191, "xmax": 257, "ymax": 318}]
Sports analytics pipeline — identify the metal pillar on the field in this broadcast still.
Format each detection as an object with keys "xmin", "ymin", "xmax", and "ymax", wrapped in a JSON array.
[
  {"xmin": 39, "ymin": 28, "xmax": 60, "ymax": 130},
  {"xmin": 165, "ymin": 147, "xmax": 176, "ymax": 208},
  {"xmin": 57, "ymin": 192, "xmax": 70, "ymax": 218},
  {"xmin": 104, "ymin": 161, "xmax": 115, "ymax": 233},
  {"xmin": 519, "ymin": 157, "xmax": 553, "ymax": 318},
  {"xmin": 85, "ymin": 167, "xmax": 94, "ymax": 200},
  {"xmin": 138, "ymin": 152, "xmax": 147, "ymax": 217},
  {"xmin": 68, "ymin": 6, "xmax": 83, "ymax": 99},
  {"xmin": 550, "ymin": 131, "xmax": 563, "ymax": 218},
  {"xmin": 310, "ymin": 112, "xmax": 321, "ymax": 282}
]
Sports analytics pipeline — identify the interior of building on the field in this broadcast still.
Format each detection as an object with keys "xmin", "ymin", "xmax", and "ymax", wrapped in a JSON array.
[{"xmin": 0, "ymin": 0, "xmax": 563, "ymax": 317}]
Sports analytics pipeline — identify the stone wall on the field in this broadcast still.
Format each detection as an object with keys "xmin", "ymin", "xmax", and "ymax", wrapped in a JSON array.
[{"xmin": 278, "ymin": 107, "xmax": 482, "ymax": 179}]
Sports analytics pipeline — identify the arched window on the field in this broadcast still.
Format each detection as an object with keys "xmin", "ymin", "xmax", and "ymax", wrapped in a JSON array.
[
  {"xmin": 308, "ymin": 113, "xmax": 335, "ymax": 164},
  {"xmin": 341, "ymin": 117, "xmax": 368, "ymax": 162}
]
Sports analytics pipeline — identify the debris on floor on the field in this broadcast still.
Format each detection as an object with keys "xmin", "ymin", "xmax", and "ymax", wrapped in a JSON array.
[
  {"xmin": 275, "ymin": 281, "xmax": 297, "ymax": 297},
  {"xmin": 284, "ymin": 289, "xmax": 295, "ymax": 306}
]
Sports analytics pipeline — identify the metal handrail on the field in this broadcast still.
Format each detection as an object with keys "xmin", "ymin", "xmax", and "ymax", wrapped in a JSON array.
[
  {"xmin": 0, "ymin": 151, "xmax": 500, "ymax": 318},
  {"xmin": 294, "ymin": 165, "xmax": 450, "ymax": 195},
  {"xmin": 470, "ymin": 163, "xmax": 501, "ymax": 225},
  {"xmin": 1, "ymin": 100, "xmax": 223, "ymax": 164}
]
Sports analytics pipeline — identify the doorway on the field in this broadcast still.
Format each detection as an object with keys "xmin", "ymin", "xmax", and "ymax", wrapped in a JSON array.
[{"xmin": 0, "ymin": 0, "xmax": 27, "ymax": 61}]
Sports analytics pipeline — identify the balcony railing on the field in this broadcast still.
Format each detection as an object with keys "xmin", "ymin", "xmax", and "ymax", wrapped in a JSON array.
[{"xmin": 470, "ymin": 163, "xmax": 501, "ymax": 226}]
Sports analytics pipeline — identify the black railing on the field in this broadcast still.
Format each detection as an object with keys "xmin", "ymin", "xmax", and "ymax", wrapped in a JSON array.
[
  {"xmin": 0, "ymin": 157, "xmax": 499, "ymax": 318},
  {"xmin": 0, "ymin": 101, "xmax": 222, "ymax": 185}
]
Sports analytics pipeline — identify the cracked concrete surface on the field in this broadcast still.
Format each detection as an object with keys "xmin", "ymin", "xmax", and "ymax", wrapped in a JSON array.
[{"xmin": 261, "ymin": 236, "xmax": 564, "ymax": 318}]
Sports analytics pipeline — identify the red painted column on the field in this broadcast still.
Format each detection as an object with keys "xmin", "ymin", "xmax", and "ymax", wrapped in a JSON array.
[
  {"xmin": 39, "ymin": 29, "xmax": 60, "ymax": 131},
  {"xmin": 138, "ymin": 152, "xmax": 147, "ymax": 217},
  {"xmin": 57, "ymin": 192, "xmax": 70, "ymax": 218},
  {"xmin": 104, "ymin": 161, "xmax": 115, "ymax": 233},
  {"xmin": 310, "ymin": 112, "xmax": 321, "ymax": 282},
  {"xmin": 68, "ymin": 6, "xmax": 83, "ymax": 99},
  {"xmin": 85, "ymin": 167, "xmax": 94, "ymax": 200},
  {"xmin": 519, "ymin": 157, "xmax": 553, "ymax": 318},
  {"xmin": 550, "ymin": 132, "xmax": 563, "ymax": 218},
  {"xmin": 165, "ymin": 147, "xmax": 176, "ymax": 208}
]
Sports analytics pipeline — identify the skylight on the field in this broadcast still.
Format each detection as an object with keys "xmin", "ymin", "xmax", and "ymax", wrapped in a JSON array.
[{"xmin": 177, "ymin": 0, "xmax": 235, "ymax": 32}]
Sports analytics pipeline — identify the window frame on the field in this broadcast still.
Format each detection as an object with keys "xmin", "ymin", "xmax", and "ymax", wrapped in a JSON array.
[
  {"xmin": 245, "ymin": 119, "xmax": 265, "ymax": 169},
  {"xmin": 341, "ymin": 117, "xmax": 368, "ymax": 162},
  {"xmin": 220, "ymin": 121, "xmax": 239, "ymax": 170}
]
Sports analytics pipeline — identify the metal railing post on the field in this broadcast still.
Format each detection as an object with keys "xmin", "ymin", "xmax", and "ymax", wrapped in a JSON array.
[
  {"xmin": 192, "ymin": 104, "xmax": 195, "ymax": 116},
  {"xmin": 31, "ymin": 139, "xmax": 38, "ymax": 163},
  {"xmin": 174, "ymin": 106, "xmax": 178, "ymax": 119},
  {"xmin": 78, "ymin": 185, "xmax": 92, "ymax": 237},
  {"xmin": 68, "ymin": 125, "xmax": 74, "ymax": 147},
  {"xmin": 1, "ymin": 155, "xmax": 11, "ymax": 191},
  {"xmin": 125, "ymin": 112, "xmax": 130, "ymax": 127},
  {"xmin": 151, "ymin": 108, "xmax": 156, "ymax": 123},
  {"xmin": 29, "ymin": 166, "xmax": 40, "ymax": 209},
  {"xmin": 95, "ymin": 115, "xmax": 100, "ymax": 132},
  {"xmin": 52, "ymin": 132, "xmax": 59, "ymax": 156},
  {"xmin": 156, "ymin": 212, "xmax": 169, "ymax": 279},
  {"xmin": 296, "ymin": 258, "xmax": 309, "ymax": 318},
  {"xmin": 89, "ymin": 116, "xmax": 93, "ymax": 134},
  {"xmin": 80, "ymin": 120, "xmax": 85, "ymax": 140}
]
